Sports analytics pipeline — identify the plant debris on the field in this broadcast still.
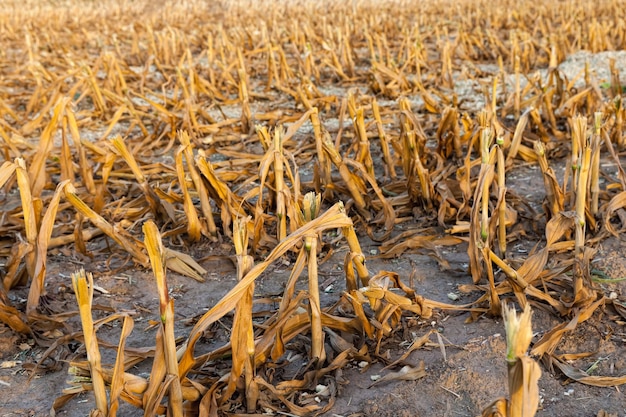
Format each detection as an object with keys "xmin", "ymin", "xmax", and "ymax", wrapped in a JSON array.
[{"xmin": 1, "ymin": 0, "xmax": 626, "ymax": 415}]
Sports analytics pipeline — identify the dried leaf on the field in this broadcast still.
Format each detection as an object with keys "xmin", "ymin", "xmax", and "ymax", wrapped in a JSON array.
[{"xmin": 368, "ymin": 362, "xmax": 427, "ymax": 388}]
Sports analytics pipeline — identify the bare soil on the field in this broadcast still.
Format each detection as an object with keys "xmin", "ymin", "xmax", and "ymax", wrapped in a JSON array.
[{"xmin": 2, "ymin": 190, "xmax": 626, "ymax": 417}]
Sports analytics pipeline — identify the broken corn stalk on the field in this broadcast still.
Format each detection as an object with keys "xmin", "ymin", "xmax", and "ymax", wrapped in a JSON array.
[
  {"xmin": 143, "ymin": 221, "xmax": 183, "ymax": 417},
  {"xmin": 503, "ymin": 303, "xmax": 541, "ymax": 417},
  {"xmin": 303, "ymin": 192, "xmax": 325, "ymax": 364},
  {"xmin": 72, "ymin": 269, "xmax": 108, "ymax": 416}
]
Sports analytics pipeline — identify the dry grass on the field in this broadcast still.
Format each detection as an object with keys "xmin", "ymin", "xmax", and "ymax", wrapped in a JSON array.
[{"xmin": 1, "ymin": 0, "xmax": 626, "ymax": 415}]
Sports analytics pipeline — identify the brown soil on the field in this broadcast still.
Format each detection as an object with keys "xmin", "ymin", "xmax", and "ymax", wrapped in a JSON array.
[
  {"xmin": 2, "ymin": 232, "xmax": 626, "ymax": 416},
  {"xmin": 1, "ymin": 253, "xmax": 625, "ymax": 416}
]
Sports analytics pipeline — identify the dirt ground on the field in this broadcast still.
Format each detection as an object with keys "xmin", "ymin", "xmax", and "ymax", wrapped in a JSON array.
[
  {"xmin": 2, "ymin": 1, "xmax": 626, "ymax": 416},
  {"xmin": 2, "ymin": 173, "xmax": 626, "ymax": 416},
  {"xmin": 2, "ymin": 242, "xmax": 626, "ymax": 417}
]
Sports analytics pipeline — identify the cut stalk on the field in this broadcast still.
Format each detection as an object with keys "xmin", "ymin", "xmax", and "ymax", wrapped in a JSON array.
[
  {"xmin": 612, "ymin": 96, "xmax": 624, "ymax": 148},
  {"xmin": 507, "ymin": 108, "xmax": 531, "ymax": 165},
  {"xmin": 175, "ymin": 148, "xmax": 201, "ymax": 241},
  {"xmin": 310, "ymin": 107, "xmax": 332, "ymax": 193},
  {"xmin": 63, "ymin": 182, "xmax": 149, "ymax": 266},
  {"xmin": 27, "ymin": 180, "xmax": 68, "ymax": 315},
  {"xmin": 302, "ymin": 193, "xmax": 325, "ymax": 364},
  {"xmin": 321, "ymin": 133, "xmax": 368, "ymax": 216},
  {"xmin": 60, "ymin": 117, "xmax": 75, "ymax": 183},
  {"xmin": 266, "ymin": 42, "xmax": 280, "ymax": 90},
  {"xmin": 514, "ymin": 55, "xmax": 521, "ymax": 119},
  {"xmin": 400, "ymin": 105, "xmax": 432, "ymax": 208},
  {"xmin": 496, "ymin": 144, "xmax": 507, "ymax": 257},
  {"xmin": 72, "ymin": 269, "xmax": 108, "ymax": 416},
  {"xmin": 372, "ymin": 97, "xmax": 396, "ymax": 179},
  {"xmin": 575, "ymin": 134, "xmax": 591, "ymax": 259},
  {"xmin": 143, "ymin": 221, "xmax": 183, "ymax": 417},
  {"xmin": 238, "ymin": 68, "xmax": 252, "ymax": 134},
  {"xmin": 574, "ymin": 126, "xmax": 592, "ymax": 300},
  {"xmin": 110, "ymin": 135, "xmax": 172, "ymax": 222},
  {"xmin": 179, "ymin": 130, "xmax": 217, "ymax": 238},
  {"xmin": 273, "ymin": 129, "xmax": 287, "ymax": 241},
  {"xmin": 224, "ymin": 216, "xmax": 257, "ymax": 411},
  {"xmin": 569, "ymin": 115, "xmax": 587, "ymax": 200},
  {"xmin": 589, "ymin": 113, "xmax": 602, "ymax": 216},
  {"xmin": 480, "ymin": 123, "xmax": 493, "ymax": 242},
  {"xmin": 534, "ymin": 141, "xmax": 564, "ymax": 218},
  {"xmin": 341, "ymin": 223, "xmax": 370, "ymax": 287},
  {"xmin": 15, "ymin": 158, "xmax": 37, "ymax": 280},
  {"xmin": 503, "ymin": 303, "xmax": 541, "ymax": 417},
  {"xmin": 354, "ymin": 107, "xmax": 374, "ymax": 176}
]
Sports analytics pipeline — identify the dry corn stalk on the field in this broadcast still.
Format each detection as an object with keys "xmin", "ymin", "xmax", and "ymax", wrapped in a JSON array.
[
  {"xmin": 372, "ymin": 97, "xmax": 396, "ymax": 178},
  {"xmin": 504, "ymin": 303, "xmax": 541, "ymax": 417},
  {"xmin": 399, "ymin": 98, "xmax": 433, "ymax": 208},
  {"xmin": 108, "ymin": 315, "xmax": 134, "ymax": 417},
  {"xmin": 589, "ymin": 113, "xmax": 602, "ymax": 215},
  {"xmin": 254, "ymin": 125, "xmax": 298, "ymax": 245},
  {"xmin": 3, "ymin": 1, "xmax": 626, "ymax": 416},
  {"xmin": 468, "ymin": 113, "xmax": 497, "ymax": 284},
  {"xmin": 175, "ymin": 146, "xmax": 202, "ymax": 241},
  {"xmin": 496, "ymin": 142, "xmax": 507, "ymax": 258},
  {"xmin": 569, "ymin": 115, "xmax": 587, "ymax": 201},
  {"xmin": 109, "ymin": 136, "xmax": 174, "ymax": 223},
  {"xmin": 143, "ymin": 221, "xmax": 183, "ymax": 417},
  {"xmin": 72, "ymin": 269, "xmax": 108, "ymax": 416},
  {"xmin": 573, "ymin": 116, "xmax": 592, "ymax": 299},
  {"xmin": 63, "ymin": 182, "xmax": 150, "ymax": 266},
  {"xmin": 178, "ymin": 130, "xmax": 218, "ymax": 237},
  {"xmin": 196, "ymin": 156, "xmax": 244, "ymax": 238},
  {"xmin": 534, "ymin": 141, "xmax": 564, "ymax": 219},
  {"xmin": 177, "ymin": 202, "xmax": 354, "ymax": 380},
  {"xmin": 321, "ymin": 131, "xmax": 369, "ymax": 219},
  {"xmin": 310, "ymin": 107, "xmax": 334, "ymax": 193},
  {"xmin": 14, "ymin": 158, "xmax": 37, "ymax": 284},
  {"xmin": 223, "ymin": 216, "xmax": 257, "ymax": 411},
  {"xmin": 353, "ymin": 107, "xmax": 375, "ymax": 176},
  {"xmin": 482, "ymin": 303, "xmax": 540, "ymax": 417},
  {"xmin": 27, "ymin": 180, "xmax": 68, "ymax": 315},
  {"xmin": 302, "ymin": 192, "xmax": 325, "ymax": 364}
]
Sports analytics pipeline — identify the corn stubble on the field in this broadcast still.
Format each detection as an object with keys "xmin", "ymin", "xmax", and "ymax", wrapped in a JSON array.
[
  {"xmin": 1, "ymin": 0, "xmax": 626, "ymax": 415},
  {"xmin": 482, "ymin": 303, "xmax": 540, "ymax": 417}
]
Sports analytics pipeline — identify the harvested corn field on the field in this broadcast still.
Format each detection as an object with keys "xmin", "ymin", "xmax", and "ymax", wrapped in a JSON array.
[{"xmin": 1, "ymin": 0, "xmax": 626, "ymax": 416}]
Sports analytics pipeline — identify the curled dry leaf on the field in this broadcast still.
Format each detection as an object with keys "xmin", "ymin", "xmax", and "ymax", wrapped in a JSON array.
[{"xmin": 368, "ymin": 362, "xmax": 427, "ymax": 388}]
